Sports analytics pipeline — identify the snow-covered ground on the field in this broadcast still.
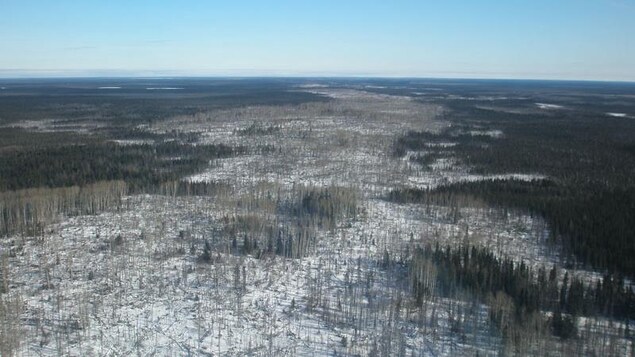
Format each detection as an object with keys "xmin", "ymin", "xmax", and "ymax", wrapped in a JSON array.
[
  {"xmin": 1, "ymin": 88, "xmax": 631, "ymax": 356},
  {"xmin": 2, "ymin": 192, "xmax": 507, "ymax": 356}
]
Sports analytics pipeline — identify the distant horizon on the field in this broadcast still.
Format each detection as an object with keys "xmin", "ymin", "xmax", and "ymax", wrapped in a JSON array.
[{"xmin": 1, "ymin": 71, "xmax": 635, "ymax": 84}]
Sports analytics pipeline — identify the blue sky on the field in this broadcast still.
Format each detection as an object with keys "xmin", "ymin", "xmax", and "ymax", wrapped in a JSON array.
[{"xmin": 1, "ymin": 0, "xmax": 634, "ymax": 80}]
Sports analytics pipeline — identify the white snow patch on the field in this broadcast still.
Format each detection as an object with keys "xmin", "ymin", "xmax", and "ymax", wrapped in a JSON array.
[
  {"xmin": 426, "ymin": 142, "xmax": 457, "ymax": 148},
  {"xmin": 98, "ymin": 86, "xmax": 121, "ymax": 89},
  {"xmin": 606, "ymin": 112, "xmax": 628, "ymax": 118},
  {"xmin": 302, "ymin": 88, "xmax": 412, "ymax": 101},
  {"xmin": 146, "ymin": 87, "xmax": 184, "ymax": 90},
  {"xmin": 109, "ymin": 139, "xmax": 154, "ymax": 146},
  {"xmin": 457, "ymin": 173, "xmax": 546, "ymax": 183},
  {"xmin": 468, "ymin": 129, "xmax": 503, "ymax": 138},
  {"xmin": 428, "ymin": 157, "xmax": 459, "ymax": 171},
  {"xmin": 535, "ymin": 103, "xmax": 563, "ymax": 109},
  {"xmin": 447, "ymin": 95, "xmax": 509, "ymax": 101}
]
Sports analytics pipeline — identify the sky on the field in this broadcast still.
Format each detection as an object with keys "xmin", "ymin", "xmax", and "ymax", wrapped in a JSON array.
[{"xmin": 1, "ymin": 0, "xmax": 634, "ymax": 81}]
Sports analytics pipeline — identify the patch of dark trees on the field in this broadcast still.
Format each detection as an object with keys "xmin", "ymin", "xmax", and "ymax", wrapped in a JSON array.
[
  {"xmin": 212, "ymin": 187, "xmax": 358, "ymax": 260},
  {"xmin": 406, "ymin": 244, "xmax": 635, "ymax": 341},
  {"xmin": 225, "ymin": 221, "xmax": 317, "ymax": 260},
  {"xmin": 0, "ymin": 139, "xmax": 240, "ymax": 192},
  {"xmin": 290, "ymin": 187, "xmax": 358, "ymax": 230}
]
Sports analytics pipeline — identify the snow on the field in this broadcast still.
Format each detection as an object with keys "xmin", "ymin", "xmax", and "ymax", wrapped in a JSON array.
[
  {"xmin": 468, "ymin": 130, "xmax": 503, "ymax": 138},
  {"xmin": 1, "ymin": 194, "xmax": 503, "ymax": 356},
  {"xmin": 454, "ymin": 173, "xmax": 546, "ymax": 184},
  {"xmin": 425, "ymin": 142, "xmax": 457, "ymax": 148},
  {"xmin": 6, "ymin": 118, "xmax": 106, "ymax": 133},
  {"xmin": 98, "ymin": 86, "xmax": 121, "ymax": 89},
  {"xmin": 535, "ymin": 103, "xmax": 564, "ymax": 110},
  {"xmin": 296, "ymin": 84, "xmax": 329, "ymax": 88},
  {"xmin": 302, "ymin": 88, "xmax": 413, "ymax": 101},
  {"xmin": 109, "ymin": 139, "xmax": 154, "ymax": 146},
  {"xmin": 146, "ymin": 87, "xmax": 184, "ymax": 90},
  {"xmin": 606, "ymin": 112, "xmax": 628, "ymax": 118}
]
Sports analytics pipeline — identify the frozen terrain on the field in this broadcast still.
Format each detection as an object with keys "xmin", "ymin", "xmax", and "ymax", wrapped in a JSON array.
[{"xmin": 1, "ymin": 88, "xmax": 632, "ymax": 356}]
